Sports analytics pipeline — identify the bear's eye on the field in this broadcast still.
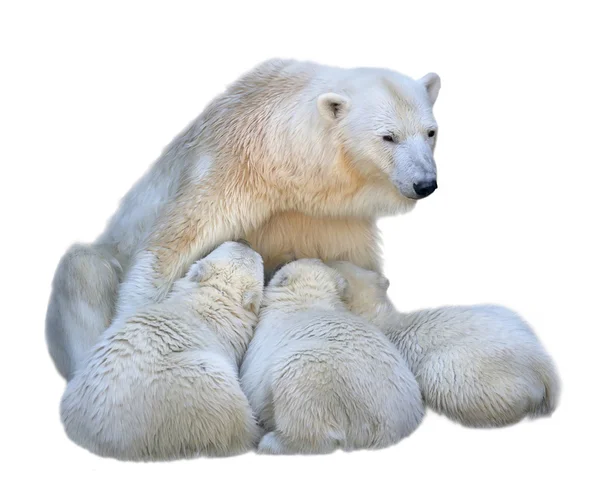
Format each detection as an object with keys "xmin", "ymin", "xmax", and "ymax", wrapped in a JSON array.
[
  {"xmin": 382, "ymin": 135, "xmax": 395, "ymax": 143},
  {"xmin": 428, "ymin": 130, "xmax": 436, "ymax": 138}
]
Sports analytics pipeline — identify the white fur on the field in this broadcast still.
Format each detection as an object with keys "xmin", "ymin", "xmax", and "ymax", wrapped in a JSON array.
[
  {"xmin": 330, "ymin": 261, "xmax": 560, "ymax": 428},
  {"xmin": 60, "ymin": 242, "xmax": 263, "ymax": 460},
  {"xmin": 240, "ymin": 259, "xmax": 424, "ymax": 455},
  {"xmin": 46, "ymin": 244, "xmax": 121, "ymax": 379},
  {"xmin": 46, "ymin": 59, "xmax": 441, "ymax": 379}
]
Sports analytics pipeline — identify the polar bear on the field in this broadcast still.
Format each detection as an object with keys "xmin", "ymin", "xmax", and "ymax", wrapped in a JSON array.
[
  {"xmin": 329, "ymin": 261, "xmax": 560, "ymax": 428},
  {"xmin": 46, "ymin": 59, "xmax": 441, "ymax": 379},
  {"xmin": 60, "ymin": 241, "xmax": 263, "ymax": 461},
  {"xmin": 240, "ymin": 259, "xmax": 424, "ymax": 455}
]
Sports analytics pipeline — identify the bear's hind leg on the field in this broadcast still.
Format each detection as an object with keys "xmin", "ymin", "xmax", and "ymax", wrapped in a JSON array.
[{"xmin": 46, "ymin": 243, "xmax": 121, "ymax": 379}]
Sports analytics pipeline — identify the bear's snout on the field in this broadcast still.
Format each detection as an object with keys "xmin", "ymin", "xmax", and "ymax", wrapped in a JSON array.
[{"xmin": 413, "ymin": 179, "xmax": 437, "ymax": 198}]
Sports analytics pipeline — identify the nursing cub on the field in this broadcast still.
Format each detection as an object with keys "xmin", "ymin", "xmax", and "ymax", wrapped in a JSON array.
[
  {"xmin": 60, "ymin": 242, "xmax": 264, "ymax": 460},
  {"xmin": 330, "ymin": 261, "xmax": 560, "ymax": 428},
  {"xmin": 240, "ymin": 259, "xmax": 424, "ymax": 454}
]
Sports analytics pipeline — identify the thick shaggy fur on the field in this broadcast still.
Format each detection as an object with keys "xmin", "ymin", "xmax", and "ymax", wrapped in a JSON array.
[
  {"xmin": 46, "ymin": 59, "xmax": 441, "ymax": 379},
  {"xmin": 330, "ymin": 261, "xmax": 560, "ymax": 427},
  {"xmin": 240, "ymin": 259, "xmax": 424, "ymax": 455},
  {"xmin": 46, "ymin": 244, "xmax": 122, "ymax": 379},
  {"xmin": 60, "ymin": 242, "xmax": 263, "ymax": 460}
]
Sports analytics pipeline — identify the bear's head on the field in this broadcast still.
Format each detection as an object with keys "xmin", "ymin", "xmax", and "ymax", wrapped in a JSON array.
[
  {"xmin": 317, "ymin": 69, "xmax": 440, "ymax": 205},
  {"xmin": 184, "ymin": 241, "xmax": 264, "ymax": 314},
  {"xmin": 327, "ymin": 261, "xmax": 392, "ymax": 321},
  {"xmin": 264, "ymin": 258, "xmax": 348, "ymax": 310}
]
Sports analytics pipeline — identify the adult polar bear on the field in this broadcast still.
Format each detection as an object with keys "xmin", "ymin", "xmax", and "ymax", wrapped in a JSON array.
[{"xmin": 47, "ymin": 59, "xmax": 441, "ymax": 380}]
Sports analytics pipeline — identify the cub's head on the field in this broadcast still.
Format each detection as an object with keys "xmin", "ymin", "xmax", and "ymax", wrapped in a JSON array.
[
  {"xmin": 318, "ymin": 68, "xmax": 440, "ymax": 205},
  {"xmin": 265, "ymin": 258, "xmax": 348, "ymax": 309},
  {"xmin": 327, "ymin": 261, "xmax": 392, "ymax": 320},
  {"xmin": 185, "ymin": 241, "xmax": 264, "ymax": 314}
]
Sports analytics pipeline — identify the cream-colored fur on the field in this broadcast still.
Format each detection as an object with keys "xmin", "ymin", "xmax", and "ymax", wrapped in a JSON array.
[
  {"xmin": 245, "ymin": 212, "xmax": 382, "ymax": 276},
  {"xmin": 330, "ymin": 261, "xmax": 560, "ymax": 428},
  {"xmin": 46, "ymin": 59, "xmax": 441, "ymax": 379},
  {"xmin": 240, "ymin": 259, "xmax": 424, "ymax": 455},
  {"xmin": 60, "ymin": 242, "xmax": 263, "ymax": 460}
]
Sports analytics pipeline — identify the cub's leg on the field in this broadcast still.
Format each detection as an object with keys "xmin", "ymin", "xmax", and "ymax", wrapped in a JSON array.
[
  {"xmin": 244, "ymin": 211, "xmax": 382, "ymax": 277},
  {"xmin": 393, "ymin": 305, "xmax": 559, "ymax": 427},
  {"xmin": 257, "ymin": 432, "xmax": 289, "ymax": 455},
  {"xmin": 46, "ymin": 243, "xmax": 121, "ymax": 379}
]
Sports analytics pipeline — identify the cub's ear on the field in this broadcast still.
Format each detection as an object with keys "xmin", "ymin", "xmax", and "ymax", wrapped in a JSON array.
[
  {"xmin": 186, "ymin": 260, "xmax": 209, "ymax": 282},
  {"xmin": 242, "ymin": 289, "xmax": 263, "ymax": 315},
  {"xmin": 333, "ymin": 272, "xmax": 349, "ymax": 299},
  {"xmin": 317, "ymin": 93, "xmax": 350, "ymax": 121},
  {"xmin": 268, "ymin": 268, "xmax": 290, "ymax": 288},
  {"xmin": 419, "ymin": 73, "xmax": 441, "ymax": 105}
]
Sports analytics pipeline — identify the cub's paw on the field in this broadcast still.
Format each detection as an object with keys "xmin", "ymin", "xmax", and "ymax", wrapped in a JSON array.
[{"xmin": 257, "ymin": 432, "xmax": 288, "ymax": 455}]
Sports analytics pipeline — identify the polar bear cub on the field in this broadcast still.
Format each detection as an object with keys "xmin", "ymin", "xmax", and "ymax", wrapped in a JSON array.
[
  {"xmin": 240, "ymin": 259, "xmax": 424, "ymax": 455},
  {"xmin": 60, "ymin": 241, "xmax": 264, "ymax": 461},
  {"xmin": 330, "ymin": 261, "xmax": 560, "ymax": 428}
]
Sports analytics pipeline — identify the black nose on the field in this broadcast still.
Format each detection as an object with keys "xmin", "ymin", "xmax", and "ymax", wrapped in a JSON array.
[{"xmin": 413, "ymin": 180, "xmax": 437, "ymax": 198}]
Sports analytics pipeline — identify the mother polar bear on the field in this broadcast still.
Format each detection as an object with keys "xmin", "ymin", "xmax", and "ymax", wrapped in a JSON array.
[
  {"xmin": 47, "ymin": 58, "xmax": 441, "ymax": 379},
  {"xmin": 46, "ymin": 59, "xmax": 557, "ymax": 427}
]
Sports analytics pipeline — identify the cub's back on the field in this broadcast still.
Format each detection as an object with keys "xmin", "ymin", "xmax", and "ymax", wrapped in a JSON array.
[
  {"xmin": 275, "ymin": 307, "xmax": 405, "ymax": 377},
  {"xmin": 61, "ymin": 302, "xmax": 252, "ymax": 460},
  {"xmin": 268, "ymin": 308, "xmax": 423, "ymax": 449}
]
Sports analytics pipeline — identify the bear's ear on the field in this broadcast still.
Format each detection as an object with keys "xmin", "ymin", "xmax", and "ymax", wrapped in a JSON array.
[
  {"xmin": 378, "ymin": 275, "xmax": 390, "ymax": 292},
  {"xmin": 186, "ymin": 260, "xmax": 209, "ymax": 282},
  {"xmin": 419, "ymin": 73, "xmax": 441, "ymax": 105},
  {"xmin": 317, "ymin": 93, "xmax": 350, "ymax": 121}
]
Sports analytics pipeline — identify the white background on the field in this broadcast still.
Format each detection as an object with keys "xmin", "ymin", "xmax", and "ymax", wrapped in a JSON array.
[{"xmin": 1, "ymin": 1, "xmax": 598, "ymax": 486}]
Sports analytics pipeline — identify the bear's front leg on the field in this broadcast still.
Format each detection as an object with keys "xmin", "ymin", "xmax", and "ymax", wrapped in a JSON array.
[
  {"xmin": 392, "ymin": 305, "xmax": 560, "ymax": 427},
  {"xmin": 113, "ymin": 179, "xmax": 273, "ymax": 321}
]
